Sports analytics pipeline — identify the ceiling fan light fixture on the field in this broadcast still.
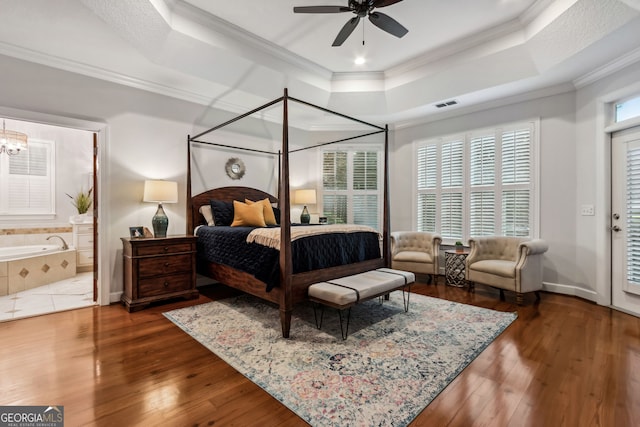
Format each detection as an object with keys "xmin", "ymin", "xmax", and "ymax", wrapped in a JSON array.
[{"xmin": 294, "ymin": 0, "xmax": 407, "ymax": 47}]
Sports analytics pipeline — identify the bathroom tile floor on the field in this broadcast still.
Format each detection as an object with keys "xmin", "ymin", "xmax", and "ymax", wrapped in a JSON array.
[{"xmin": 0, "ymin": 272, "xmax": 95, "ymax": 322}]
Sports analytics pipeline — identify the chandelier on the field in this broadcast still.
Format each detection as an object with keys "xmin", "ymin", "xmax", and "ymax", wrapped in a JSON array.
[{"xmin": 0, "ymin": 119, "xmax": 28, "ymax": 156}]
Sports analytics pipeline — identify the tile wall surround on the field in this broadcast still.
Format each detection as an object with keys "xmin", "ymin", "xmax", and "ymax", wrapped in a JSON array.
[
  {"xmin": 0, "ymin": 226, "xmax": 72, "ymax": 235},
  {"xmin": 0, "ymin": 228, "xmax": 73, "ymax": 248}
]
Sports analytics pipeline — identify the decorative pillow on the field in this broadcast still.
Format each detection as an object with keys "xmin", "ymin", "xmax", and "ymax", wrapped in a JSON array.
[
  {"xmin": 209, "ymin": 199, "xmax": 234, "ymax": 226},
  {"xmin": 245, "ymin": 198, "xmax": 277, "ymax": 226},
  {"xmin": 272, "ymin": 206, "xmax": 281, "ymax": 224},
  {"xmin": 231, "ymin": 200, "xmax": 266, "ymax": 227},
  {"xmin": 198, "ymin": 205, "xmax": 215, "ymax": 226}
]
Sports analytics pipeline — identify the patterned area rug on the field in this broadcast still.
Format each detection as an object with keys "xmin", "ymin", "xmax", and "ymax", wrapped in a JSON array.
[{"xmin": 164, "ymin": 292, "xmax": 516, "ymax": 426}]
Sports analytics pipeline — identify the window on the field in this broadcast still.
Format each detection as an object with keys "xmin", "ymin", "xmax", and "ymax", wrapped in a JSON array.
[
  {"xmin": 616, "ymin": 95, "xmax": 640, "ymax": 123},
  {"xmin": 0, "ymin": 139, "xmax": 56, "ymax": 216},
  {"xmin": 322, "ymin": 146, "xmax": 382, "ymax": 230},
  {"xmin": 416, "ymin": 122, "xmax": 537, "ymax": 243}
]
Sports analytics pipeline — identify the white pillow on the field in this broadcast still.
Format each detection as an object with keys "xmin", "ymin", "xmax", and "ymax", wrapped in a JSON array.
[{"xmin": 199, "ymin": 205, "xmax": 215, "ymax": 226}]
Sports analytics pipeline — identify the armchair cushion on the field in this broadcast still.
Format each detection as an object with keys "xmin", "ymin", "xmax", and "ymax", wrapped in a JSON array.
[
  {"xmin": 469, "ymin": 259, "xmax": 517, "ymax": 278},
  {"xmin": 394, "ymin": 251, "xmax": 433, "ymax": 264}
]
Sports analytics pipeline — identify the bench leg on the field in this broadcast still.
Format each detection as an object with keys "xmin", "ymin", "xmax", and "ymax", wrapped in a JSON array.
[
  {"xmin": 402, "ymin": 284, "xmax": 411, "ymax": 312},
  {"xmin": 338, "ymin": 307, "xmax": 352, "ymax": 340},
  {"xmin": 312, "ymin": 302, "xmax": 325, "ymax": 330}
]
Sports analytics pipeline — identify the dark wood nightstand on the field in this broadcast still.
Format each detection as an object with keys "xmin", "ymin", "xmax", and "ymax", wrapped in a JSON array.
[{"xmin": 121, "ymin": 235, "xmax": 198, "ymax": 312}]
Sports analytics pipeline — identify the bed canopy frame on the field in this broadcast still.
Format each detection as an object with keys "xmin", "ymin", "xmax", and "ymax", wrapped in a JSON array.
[{"xmin": 186, "ymin": 88, "xmax": 390, "ymax": 337}]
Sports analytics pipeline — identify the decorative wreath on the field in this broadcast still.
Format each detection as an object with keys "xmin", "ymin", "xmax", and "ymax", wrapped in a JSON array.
[{"xmin": 225, "ymin": 157, "xmax": 246, "ymax": 180}]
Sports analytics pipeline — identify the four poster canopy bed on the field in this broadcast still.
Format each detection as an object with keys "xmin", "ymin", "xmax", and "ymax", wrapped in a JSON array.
[{"xmin": 186, "ymin": 89, "xmax": 391, "ymax": 338}]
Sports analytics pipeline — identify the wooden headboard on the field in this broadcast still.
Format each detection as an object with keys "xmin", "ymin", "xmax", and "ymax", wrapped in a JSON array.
[{"xmin": 189, "ymin": 186, "xmax": 278, "ymax": 233}]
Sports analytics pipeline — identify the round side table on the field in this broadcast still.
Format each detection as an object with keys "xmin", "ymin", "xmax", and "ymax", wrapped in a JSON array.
[{"xmin": 444, "ymin": 249, "xmax": 470, "ymax": 287}]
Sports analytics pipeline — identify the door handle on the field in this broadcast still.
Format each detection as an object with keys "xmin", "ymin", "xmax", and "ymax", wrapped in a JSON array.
[{"xmin": 610, "ymin": 225, "xmax": 622, "ymax": 232}]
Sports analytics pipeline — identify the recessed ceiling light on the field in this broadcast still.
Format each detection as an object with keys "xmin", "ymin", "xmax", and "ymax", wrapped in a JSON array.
[{"xmin": 354, "ymin": 56, "xmax": 366, "ymax": 65}]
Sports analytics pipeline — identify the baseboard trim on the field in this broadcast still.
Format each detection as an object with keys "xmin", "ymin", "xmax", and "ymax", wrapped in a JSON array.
[
  {"xmin": 110, "ymin": 291, "xmax": 123, "ymax": 304},
  {"xmin": 542, "ymin": 281, "xmax": 599, "ymax": 303}
]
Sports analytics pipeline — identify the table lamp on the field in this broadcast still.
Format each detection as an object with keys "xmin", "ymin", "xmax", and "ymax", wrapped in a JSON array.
[
  {"xmin": 294, "ymin": 189, "xmax": 316, "ymax": 224},
  {"xmin": 143, "ymin": 180, "xmax": 178, "ymax": 238}
]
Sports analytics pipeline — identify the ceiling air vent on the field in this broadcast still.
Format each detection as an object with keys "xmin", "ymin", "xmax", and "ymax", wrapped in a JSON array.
[{"xmin": 435, "ymin": 100, "xmax": 458, "ymax": 108}]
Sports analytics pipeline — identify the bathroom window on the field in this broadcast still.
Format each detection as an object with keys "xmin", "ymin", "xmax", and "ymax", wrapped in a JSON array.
[{"xmin": 0, "ymin": 139, "xmax": 56, "ymax": 216}]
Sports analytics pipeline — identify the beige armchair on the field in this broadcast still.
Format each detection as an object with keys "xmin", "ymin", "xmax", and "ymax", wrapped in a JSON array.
[
  {"xmin": 391, "ymin": 231, "xmax": 442, "ymax": 284},
  {"xmin": 465, "ymin": 236, "xmax": 548, "ymax": 304}
]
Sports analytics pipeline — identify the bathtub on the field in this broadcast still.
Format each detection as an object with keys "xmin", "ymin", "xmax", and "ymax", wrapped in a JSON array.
[
  {"xmin": 0, "ymin": 244, "xmax": 61, "ymax": 262},
  {"xmin": 0, "ymin": 245, "xmax": 77, "ymax": 296}
]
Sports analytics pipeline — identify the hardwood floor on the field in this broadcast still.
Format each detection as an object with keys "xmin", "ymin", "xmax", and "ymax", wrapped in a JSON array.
[{"xmin": 1, "ymin": 278, "xmax": 638, "ymax": 426}]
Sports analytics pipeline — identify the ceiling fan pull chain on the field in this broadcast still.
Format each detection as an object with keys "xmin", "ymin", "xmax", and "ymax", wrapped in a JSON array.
[{"xmin": 362, "ymin": 20, "xmax": 365, "ymax": 45}]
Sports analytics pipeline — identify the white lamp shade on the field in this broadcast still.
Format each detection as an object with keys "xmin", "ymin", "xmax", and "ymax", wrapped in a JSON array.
[
  {"xmin": 143, "ymin": 180, "xmax": 178, "ymax": 203},
  {"xmin": 294, "ymin": 189, "xmax": 317, "ymax": 205}
]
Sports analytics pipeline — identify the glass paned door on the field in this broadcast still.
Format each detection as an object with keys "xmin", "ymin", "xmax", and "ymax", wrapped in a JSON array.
[{"xmin": 612, "ymin": 127, "xmax": 640, "ymax": 316}]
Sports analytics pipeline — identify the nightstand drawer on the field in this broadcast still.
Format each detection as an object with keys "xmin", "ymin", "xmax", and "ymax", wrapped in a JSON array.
[
  {"xmin": 138, "ymin": 274, "xmax": 193, "ymax": 298},
  {"xmin": 135, "ymin": 243, "xmax": 194, "ymax": 257},
  {"xmin": 138, "ymin": 254, "xmax": 192, "ymax": 277}
]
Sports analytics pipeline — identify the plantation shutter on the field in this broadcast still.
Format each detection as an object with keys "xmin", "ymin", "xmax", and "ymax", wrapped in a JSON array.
[
  {"xmin": 353, "ymin": 152, "xmax": 377, "ymax": 190},
  {"xmin": 469, "ymin": 135, "xmax": 496, "ymax": 236},
  {"xmin": 322, "ymin": 148, "xmax": 381, "ymax": 230},
  {"xmin": 414, "ymin": 121, "xmax": 536, "ymax": 243},
  {"xmin": 417, "ymin": 144, "xmax": 437, "ymax": 190},
  {"xmin": 440, "ymin": 140, "xmax": 463, "ymax": 240},
  {"xmin": 502, "ymin": 129, "xmax": 530, "ymax": 184},
  {"xmin": 501, "ymin": 129, "xmax": 531, "ymax": 236},
  {"xmin": 441, "ymin": 193, "xmax": 463, "ymax": 239},
  {"xmin": 1, "ymin": 140, "xmax": 54, "ymax": 214},
  {"xmin": 470, "ymin": 192, "xmax": 495, "ymax": 236},
  {"xmin": 441, "ymin": 140, "xmax": 463, "ymax": 188},
  {"xmin": 417, "ymin": 194, "xmax": 436, "ymax": 232},
  {"xmin": 416, "ymin": 144, "xmax": 437, "ymax": 232},
  {"xmin": 626, "ymin": 144, "xmax": 640, "ymax": 284},
  {"xmin": 323, "ymin": 194, "xmax": 348, "ymax": 224},
  {"xmin": 323, "ymin": 152, "xmax": 347, "ymax": 191}
]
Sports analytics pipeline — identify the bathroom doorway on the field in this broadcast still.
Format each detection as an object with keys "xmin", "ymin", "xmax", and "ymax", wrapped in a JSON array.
[{"xmin": 0, "ymin": 117, "xmax": 98, "ymax": 321}]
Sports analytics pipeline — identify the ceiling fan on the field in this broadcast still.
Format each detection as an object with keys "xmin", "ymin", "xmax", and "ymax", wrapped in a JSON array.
[{"xmin": 293, "ymin": 0, "xmax": 408, "ymax": 47}]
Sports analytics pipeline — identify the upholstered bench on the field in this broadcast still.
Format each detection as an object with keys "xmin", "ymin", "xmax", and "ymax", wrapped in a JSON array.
[{"xmin": 308, "ymin": 268, "xmax": 415, "ymax": 339}]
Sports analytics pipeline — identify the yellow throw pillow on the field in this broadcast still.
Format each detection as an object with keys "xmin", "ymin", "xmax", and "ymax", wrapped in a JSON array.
[
  {"xmin": 245, "ymin": 198, "xmax": 277, "ymax": 226},
  {"xmin": 231, "ymin": 200, "xmax": 266, "ymax": 227}
]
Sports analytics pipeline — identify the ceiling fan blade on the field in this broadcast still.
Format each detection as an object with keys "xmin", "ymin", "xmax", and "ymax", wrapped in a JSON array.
[
  {"xmin": 332, "ymin": 16, "xmax": 360, "ymax": 47},
  {"xmin": 293, "ymin": 6, "xmax": 352, "ymax": 13},
  {"xmin": 368, "ymin": 12, "xmax": 408, "ymax": 38},
  {"xmin": 372, "ymin": 0, "xmax": 404, "ymax": 7}
]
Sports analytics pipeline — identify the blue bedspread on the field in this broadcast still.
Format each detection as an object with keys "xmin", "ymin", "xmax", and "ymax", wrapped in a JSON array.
[{"xmin": 195, "ymin": 225, "xmax": 380, "ymax": 291}]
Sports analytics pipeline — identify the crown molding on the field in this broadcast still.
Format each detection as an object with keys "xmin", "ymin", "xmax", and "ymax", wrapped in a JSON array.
[
  {"xmin": 0, "ymin": 41, "xmax": 255, "ymax": 115},
  {"xmin": 573, "ymin": 46, "xmax": 640, "ymax": 88}
]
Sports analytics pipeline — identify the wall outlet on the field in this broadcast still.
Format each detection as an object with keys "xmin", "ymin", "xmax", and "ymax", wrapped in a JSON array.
[{"xmin": 581, "ymin": 204, "xmax": 595, "ymax": 216}]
